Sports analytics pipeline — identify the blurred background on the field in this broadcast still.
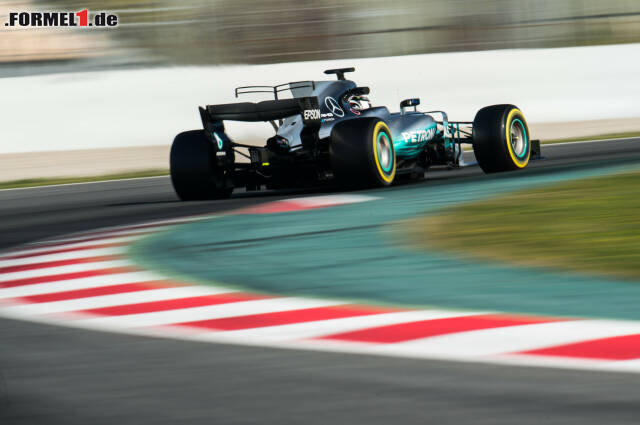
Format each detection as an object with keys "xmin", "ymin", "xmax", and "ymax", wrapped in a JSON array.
[
  {"xmin": 1, "ymin": 0, "xmax": 640, "ymax": 180},
  {"xmin": 2, "ymin": 0, "xmax": 640, "ymax": 74}
]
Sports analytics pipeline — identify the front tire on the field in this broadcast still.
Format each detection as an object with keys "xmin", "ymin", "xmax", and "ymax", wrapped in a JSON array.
[
  {"xmin": 170, "ymin": 130, "xmax": 233, "ymax": 200},
  {"xmin": 330, "ymin": 118, "xmax": 396, "ymax": 187},
  {"xmin": 472, "ymin": 104, "xmax": 531, "ymax": 173}
]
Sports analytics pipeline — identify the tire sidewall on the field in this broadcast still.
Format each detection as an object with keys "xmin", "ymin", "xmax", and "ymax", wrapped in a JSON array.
[
  {"xmin": 330, "ymin": 118, "xmax": 397, "ymax": 187},
  {"xmin": 472, "ymin": 104, "xmax": 531, "ymax": 173},
  {"xmin": 170, "ymin": 130, "xmax": 233, "ymax": 200},
  {"xmin": 368, "ymin": 121, "xmax": 396, "ymax": 186},
  {"xmin": 502, "ymin": 108, "xmax": 530, "ymax": 169}
]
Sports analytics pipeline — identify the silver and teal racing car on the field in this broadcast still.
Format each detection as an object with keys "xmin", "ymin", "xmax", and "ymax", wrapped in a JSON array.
[{"xmin": 170, "ymin": 67, "xmax": 540, "ymax": 200}]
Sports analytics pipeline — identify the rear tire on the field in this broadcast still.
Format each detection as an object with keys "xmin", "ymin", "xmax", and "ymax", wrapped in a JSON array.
[
  {"xmin": 472, "ymin": 104, "xmax": 531, "ymax": 173},
  {"xmin": 330, "ymin": 118, "xmax": 396, "ymax": 187},
  {"xmin": 170, "ymin": 130, "xmax": 233, "ymax": 200}
]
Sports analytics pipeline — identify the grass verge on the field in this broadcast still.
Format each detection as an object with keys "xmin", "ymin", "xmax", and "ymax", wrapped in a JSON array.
[
  {"xmin": 404, "ymin": 170, "xmax": 640, "ymax": 280},
  {"xmin": 0, "ymin": 169, "xmax": 169, "ymax": 190}
]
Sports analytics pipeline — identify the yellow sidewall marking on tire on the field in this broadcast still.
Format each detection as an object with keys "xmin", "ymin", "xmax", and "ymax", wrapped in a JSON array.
[
  {"xmin": 505, "ymin": 109, "xmax": 530, "ymax": 168},
  {"xmin": 372, "ymin": 121, "xmax": 396, "ymax": 183}
]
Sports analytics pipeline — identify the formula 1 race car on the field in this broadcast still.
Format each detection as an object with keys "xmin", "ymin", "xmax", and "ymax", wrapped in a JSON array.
[{"xmin": 170, "ymin": 67, "xmax": 540, "ymax": 200}]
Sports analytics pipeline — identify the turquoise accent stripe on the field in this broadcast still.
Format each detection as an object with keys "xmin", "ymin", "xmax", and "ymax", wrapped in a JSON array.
[
  {"xmin": 213, "ymin": 132, "xmax": 224, "ymax": 150},
  {"xmin": 392, "ymin": 124, "xmax": 437, "ymax": 158},
  {"xmin": 511, "ymin": 119, "xmax": 528, "ymax": 159},
  {"xmin": 377, "ymin": 131, "xmax": 394, "ymax": 173}
]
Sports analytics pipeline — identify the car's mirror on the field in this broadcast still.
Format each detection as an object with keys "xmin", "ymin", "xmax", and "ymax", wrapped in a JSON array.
[
  {"xmin": 401, "ymin": 98, "xmax": 420, "ymax": 114},
  {"xmin": 400, "ymin": 98, "xmax": 420, "ymax": 108}
]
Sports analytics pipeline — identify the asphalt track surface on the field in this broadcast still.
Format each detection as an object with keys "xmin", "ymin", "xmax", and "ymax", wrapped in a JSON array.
[{"xmin": 2, "ymin": 138, "xmax": 640, "ymax": 425}]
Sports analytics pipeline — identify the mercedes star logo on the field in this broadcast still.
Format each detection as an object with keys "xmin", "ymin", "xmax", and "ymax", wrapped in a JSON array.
[{"xmin": 324, "ymin": 96, "xmax": 344, "ymax": 118}]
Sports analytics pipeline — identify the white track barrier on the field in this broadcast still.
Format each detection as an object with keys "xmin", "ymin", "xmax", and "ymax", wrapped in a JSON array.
[{"xmin": 2, "ymin": 43, "xmax": 640, "ymax": 154}]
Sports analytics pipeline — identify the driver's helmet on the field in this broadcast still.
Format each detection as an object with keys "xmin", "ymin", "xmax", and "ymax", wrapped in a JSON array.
[{"xmin": 346, "ymin": 95, "xmax": 371, "ymax": 115}]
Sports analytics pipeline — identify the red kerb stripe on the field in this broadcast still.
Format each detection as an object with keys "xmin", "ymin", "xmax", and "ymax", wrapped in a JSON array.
[
  {"xmin": 77, "ymin": 293, "xmax": 266, "ymax": 316},
  {"xmin": 319, "ymin": 314, "xmax": 560, "ymax": 343},
  {"xmin": 20, "ymin": 282, "xmax": 173, "ymax": 303},
  {"xmin": 22, "ymin": 231, "xmax": 155, "ymax": 250},
  {"xmin": 175, "ymin": 305, "xmax": 397, "ymax": 331},
  {"xmin": 0, "ymin": 255, "xmax": 121, "ymax": 274},
  {"xmin": 519, "ymin": 334, "xmax": 640, "ymax": 360},
  {"xmin": 63, "ymin": 222, "xmax": 177, "ymax": 240},
  {"xmin": 235, "ymin": 201, "xmax": 341, "ymax": 214},
  {"xmin": 1, "ymin": 242, "xmax": 126, "ymax": 260},
  {"xmin": 0, "ymin": 267, "xmax": 139, "ymax": 288}
]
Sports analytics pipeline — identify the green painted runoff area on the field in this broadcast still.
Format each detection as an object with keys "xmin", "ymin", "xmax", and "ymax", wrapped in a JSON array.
[
  {"xmin": 131, "ymin": 159, "xmax": 640, "ymax": 320},
  {"xmin": 414, "ymin": 171, "xmax": 640, "ymax": 280}
]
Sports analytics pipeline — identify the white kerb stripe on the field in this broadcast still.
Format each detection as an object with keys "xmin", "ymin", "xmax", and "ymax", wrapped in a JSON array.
[
  {"xmin": 367, "ymin": 319, "xmax": 640, "ymax": 358},
  {"xmin": 212, "ymin": 310, "xmax": 486, "ymax": 342},
  {"xmin": 0, "ymin": 271, "xmax": 165, "ymax": 299},
  {"xmin": 3, "ymin": 285, "xmax": 234, "ymax": 315},
  {"xmin": 600, "ymin": 359, "xmax": 640, "ymax": 372},
  {"xmin": 0, "ymin": 260, "xmax": 135, "ymax": 281},
  {"xmin": 0, "ymin": 247, "xmax": 129, "ymax": 268}
]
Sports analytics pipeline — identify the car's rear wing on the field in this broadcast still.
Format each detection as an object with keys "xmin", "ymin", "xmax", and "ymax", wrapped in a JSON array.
[
  {"xmin": 198, "ymin": 96, "xmax": 321, "ymax": 150},
  {"xmin": 203, "ymin": 97, "xmax": 320, "ymax": 123}
]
